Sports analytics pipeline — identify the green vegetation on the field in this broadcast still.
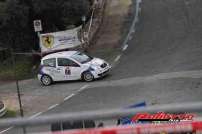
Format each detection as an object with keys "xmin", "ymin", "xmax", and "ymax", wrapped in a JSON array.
[
  {"xmin": 0, "ymin": 56, "xmax": 35, "ymax": 80},
  {"xmin": 0, "ymin": 2, "xmax": 6, "ymax": 14},
  {"xmin": 1, "ymin": 109, "xmax": 17, "ymax": 118},
  {"xmin": 0, "ymin": 0, "xmax": 91, "ymax": 51}
]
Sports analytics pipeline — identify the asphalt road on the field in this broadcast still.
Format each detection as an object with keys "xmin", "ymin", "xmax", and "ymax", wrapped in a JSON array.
[
  {"xmin": 111, "ymin": 0, "xmax": 202, "ymax": 79},
  {"xmin": 3, "ymin": 0, "xmax": 202, "ymax": 133}
]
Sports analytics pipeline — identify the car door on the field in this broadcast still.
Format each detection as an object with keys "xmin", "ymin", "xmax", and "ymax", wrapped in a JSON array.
[
  {"xmin": 42, "ymin": 58, "xmax": 62, "ymax": 81},
  {"xmin": 57, "ymin": 58, "xmax": 82, "ymax": 80}
]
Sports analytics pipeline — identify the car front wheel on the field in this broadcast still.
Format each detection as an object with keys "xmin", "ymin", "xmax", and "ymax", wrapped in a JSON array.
[
  {"xmin": 82, "ymin": 72, "xmax": 94, "ymax": 82},
  {"xmin": 41, "ymin": 75, "xmax": 52, "ymax": 86}
]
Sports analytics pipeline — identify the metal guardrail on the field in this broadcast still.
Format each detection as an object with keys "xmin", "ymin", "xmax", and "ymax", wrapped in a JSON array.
[{"xmin": 0, "ymin": 102, "xmax": 202, "ymax": 128}]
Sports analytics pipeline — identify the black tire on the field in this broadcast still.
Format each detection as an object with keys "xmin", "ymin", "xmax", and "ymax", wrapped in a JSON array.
[
  {"xmin": 82, "ymin": 71, "xmax": 94, "ymax": 82},
  {"xmin": 41, "ymin": 75, "xmax": 52, "ymax": 86}
]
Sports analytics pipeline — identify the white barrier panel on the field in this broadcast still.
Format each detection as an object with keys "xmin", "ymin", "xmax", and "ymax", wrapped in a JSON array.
[{"xmin": 39, "ymin": 26, "xmax": 82, "ymax": 53}]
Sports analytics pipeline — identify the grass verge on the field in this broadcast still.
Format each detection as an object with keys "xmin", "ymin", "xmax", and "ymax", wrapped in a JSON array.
[
  {"xmin": 1, "ymin": 109, "xmax": 17, "ymax": 118},
  {"xmin": 0, "ymin": 56, "xmax": 36, "ymax": 81}
]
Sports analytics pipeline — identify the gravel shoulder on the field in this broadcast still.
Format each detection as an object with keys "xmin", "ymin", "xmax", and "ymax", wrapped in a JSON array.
[{"xmin": 88, "ymin": 0, "xmax": 134, "ymax": 63}]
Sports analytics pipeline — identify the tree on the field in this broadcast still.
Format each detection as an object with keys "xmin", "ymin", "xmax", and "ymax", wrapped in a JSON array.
[
  {"xmin": 0, "ymin": 0, "xmax": 31, "ymax": 51},
  {"xmin": 32, "ymin": 0, "xmax": 91, "ymax": 32},
  {"xmin": 0, "ymin": 0, "xmax": 91, "ymax": 51},
  {"xmin": 62, "ymin": 0, "xmax": 91, "ymax": 27}
]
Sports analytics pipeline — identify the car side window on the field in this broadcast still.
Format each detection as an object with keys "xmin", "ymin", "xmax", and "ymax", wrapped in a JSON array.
[
  {"xmin": 43, "ymin": 58, "xmax": 56, "ymax": 67},
  {"xmin": 58, "ymin": 58, "xmax": 80, "ymax": 67}
]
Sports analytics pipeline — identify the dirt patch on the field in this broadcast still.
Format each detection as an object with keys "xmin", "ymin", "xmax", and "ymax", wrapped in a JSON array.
[
  {"xmin": 87, "ymin": 0, "xmax": 133, "ymax": 63},
  {"xmin": 1, "ymin": 93, "xmax": 19, "ymax": 112}
]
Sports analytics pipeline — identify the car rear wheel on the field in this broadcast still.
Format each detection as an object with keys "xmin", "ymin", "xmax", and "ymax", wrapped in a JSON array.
[
  {"xmin": 82, "ymin": 72, "xmax": 94, "ymax": 82},
  {"xmin": 41, "ymin": 75, "xmax": 52, "ymax": 86}
]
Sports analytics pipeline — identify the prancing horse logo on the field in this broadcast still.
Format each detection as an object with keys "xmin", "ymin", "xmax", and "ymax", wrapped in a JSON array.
[{"xmin": 42, "ymin": 35, "xmax": 54, "ymax": 49}]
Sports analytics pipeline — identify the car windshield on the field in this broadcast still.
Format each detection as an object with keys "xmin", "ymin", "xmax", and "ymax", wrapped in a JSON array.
[{"xmin": 71, "ymin": 52, "xmax": 93, "ymax": 64}]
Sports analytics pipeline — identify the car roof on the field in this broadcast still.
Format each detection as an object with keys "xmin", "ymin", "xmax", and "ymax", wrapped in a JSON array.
[{"xmin": 42, "ymin": 51, "xmax": 78, "ymax": 60}]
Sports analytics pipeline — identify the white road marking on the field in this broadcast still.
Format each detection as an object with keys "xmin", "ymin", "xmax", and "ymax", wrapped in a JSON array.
[
  {"xmin": 131, "ymin": 29, "xmax": 136, "ymax": 33},
  {"xmin": 114, "ymin": 55, "xmax": 121, "ymax": 62},
  {"xmin": 29, "ymin": 112, "xmax": 43, "ymax": 119},
  {"xmin": 138, "ymin": 7, "xmax": 141, "ymax": 12},
  {"xmin": 135, "ymin": 17, "xmax": 139, "ymax": 23},
  {"xmin": 48, "ymin": 104, "xmax": 59, "ymax": 110},
  {"xmin": 137, "ymin": 0, "xmax": 142, "ymax": 3},
  {"xmin": 128, "ymin": 35, "xmax": 133, "ymax": 41},
  {"xmin": 78, "ymin": 84, "xmax": 90, "ymax": 92},
  {"xmin": 0, "ymin": 127, "xmax": 13, "ymax": 134},
  {"xmin": 64, "ymin": 94, "xmax": 75, "ymax": 101},
  {"xmin": 122, "ymin": 44, "xmax": 128, "ymax": 51}
]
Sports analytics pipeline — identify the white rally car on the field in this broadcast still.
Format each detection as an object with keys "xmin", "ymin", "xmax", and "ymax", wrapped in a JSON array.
[{"xmin": 38, "ymin": 51, "xmax": 111, "ymax": 86}]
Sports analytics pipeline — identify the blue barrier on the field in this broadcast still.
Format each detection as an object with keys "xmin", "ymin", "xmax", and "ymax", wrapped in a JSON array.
[{"xmin": 119, "ymin": 101, "xmax": 146, "ymax": 125}]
